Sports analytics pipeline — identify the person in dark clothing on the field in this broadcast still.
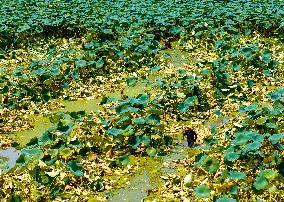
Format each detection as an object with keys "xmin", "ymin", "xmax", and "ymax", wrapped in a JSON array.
[{"xmin": 183, "ymin": 128, "xmax": 197, "ymax": 147}]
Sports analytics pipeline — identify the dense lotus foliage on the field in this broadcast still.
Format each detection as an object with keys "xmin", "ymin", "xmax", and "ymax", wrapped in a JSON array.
[{"xmin": 0, "ymin": 0, "xmax": 283, "ymax": 201}]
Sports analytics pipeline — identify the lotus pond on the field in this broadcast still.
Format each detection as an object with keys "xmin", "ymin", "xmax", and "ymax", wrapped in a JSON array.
[{"xmin": 1, "ymin": 0, "xmax": 284, "ymax": 201}]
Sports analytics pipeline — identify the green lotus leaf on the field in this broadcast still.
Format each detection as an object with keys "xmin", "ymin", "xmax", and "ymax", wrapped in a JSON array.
[
  {"xmin": 216, "ymin": 197, "xmax": 237, "ymax": 202},
  {"xmin": 117, "ymin": 154, "xmax": 130, "ymax": 166},
  {"xmin": 60, "ymin": 148, "xmax": 73, "ymax": 158},
  {"xmin": 67, "ymin": 160, "xmax": 84, "ymax": 177},
  {"xmin": 262, "ymin": 48, "xmax": 272, "ymax": 63},
  {"xmin": 244, "ymin": 141, "xmax": 262, "ymax": 152},
  {"xmin": 140, "ymin": 135, "xmax": 151, "ymax": 146},
  {"xmin": 96, "ymin": 57, "xmax": 104, "ymax": 69},
  {"xmin": 267, "ymin": 87, "xmax": 284, "ymax": 101},
  {"xmin": 146, "ymin": 114, "xmax": 160, "ymax": 125},
  {"xmin": 228, "ymin": 171, "xmax": 246, "ymax": 180},
  {"xmin": 0, "ymin": 86, "xmax": 8, "ymax": 94},
  {"xmin": 146, "ymin": 148, "xmax": 157, "ymax": 157},
  {"xmin": 266, "ymin": 122, "xmax": 277, "ymax": 129},
  {"xmin": 162, "ymin": 53, "xmax": 170, "ymax": 59},
  {"xmin": 178, "ymin": 96, "xmax": 198, "ymax": 112},
  {"xmin": 203, "ymin": 158, "xmax": 219, "ymax": 173},
  {"xmin": 224, "ymin": 147, "xmax": 240, "ymax": 162},
  {"xmin": 269, "ymin": 132, "xmax": 284, "ymax": 144},
  {"xmin": 132, "ymin": 117, "xmax": 146, "ymax": 125},
  {"xmin": 107, "ymin": 128, "xmax": 124, "ymax": 136},
  {"xmin": 232, "ymin": 133, "xmax": 250, "ymax": 145},
  {"xmin": 194, "ymin": 185, "xmax": 211, "ymax": 198},
  {"xmin": 260, "ymin": 169, "xmax": 278, "ymax": 181},
  {"xmin": 254, "ymin": 176, "xmax": 269, "ymax": 190},
  {"xmin": 75, "ymin": 60, "xmax": 87, "ymax": 68},
  {"xmin": 126, "ymin": 77, "xmax": 138, "ymax": 87},
  {"xmin": 17, "ymin": 148, "xmax": 43, "ymax": 165}
]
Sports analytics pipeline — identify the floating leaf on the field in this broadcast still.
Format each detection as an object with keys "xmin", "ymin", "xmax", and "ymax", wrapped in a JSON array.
[
  {"xmin": 203, "ymin": 158, "xmax": 219, "ymax": 173},
  {"xmin": 178, "ymin": 96, "xmax": 198, "ymax": 112},
  {"xmin": 216, "ymin": 197, "xmax": 237, "ymax": 202},
  {"xmin": 194, "ymin": 185, "xmax": 211, "ymax": 198},
  {"xmin": 0, "ymin": 86, "xmax": 8, "ymax": 94},
  {"xmin": 67, "ymin": 160, "xmax": 84, "ymax": 177},
  {"xmin": 228, "ymin": 171, "xmax": 246, "ymax": 180},
  {"xmin": 60, "ymin": 148, "xmax": 73, "ymax": 159},
  {"xmin": 254, "ymin": 176, "xmax": 269, "ymax": 190},
  {"xmin": 244, "ymin": 141, "xmax": 262, "ymax": 152},
  {"xmin": 146, "ymin": 148, "xmax": 157, "ymax": 157},
  {"xmin": 126, "ymin": 77, "xmax": 137, "ymax": 87},
  {"xmin": 260, "ymin": 169, "xmax": 278, "ymax": 181},
  {"xmin": 262, "ymin": 48, "xmax": 272, "ymax": 64},
  {"xmin": 269, "ymin": 132, "xmax": 284, "ymax": 144},
  {"xmin": 107, "ymin": 128, "xmax": 124, "ymax": 136},
  {"xmin": 96, "ymin": 57, "xmax": 104, "ymax": 69},
  {"xmin": 75, "ymin": 60, "xmax": 87, "ymax": 68},
  {"xmin": 146, "ymin": 114, "xmax": 160, "ymax": 125},
  {"xmin": 224, "ymin": 147, "xmax": 240, "ymax": 162},
  {"xmin": 232, "ymin": 133, "xmax": 250, "ymax": 145},
  {"xmin": 117, "ymin": 154, "xmax": 130, "ymax": 166},
  {"xmin": 267, "ymin": 87, "xmax": 284, "ymax": 101},
  {"xmin": 133, "ymin": 117, "xmax": 145, "ymax": 125}
]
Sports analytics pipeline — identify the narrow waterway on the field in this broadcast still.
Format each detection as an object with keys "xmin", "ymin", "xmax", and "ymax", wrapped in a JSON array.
[{"xmin": 109, "ymin": 141, "xmax": 190, "ymax": 202}]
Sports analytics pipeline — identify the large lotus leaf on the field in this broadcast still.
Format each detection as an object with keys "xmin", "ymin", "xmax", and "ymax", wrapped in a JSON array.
[
  {"xmin": 269, "ymin": 132, "xmax": 284, "ymax": 144},
  {"xmin": 0, "ymin": 86, "xmax": 8, "ymax": 94},
  {"xmin": 67, "ymin": 160, "xmax": 84, "ymax": 177},
  {"xmin": 267, "ymin": 87, "xmax": 284, "ymax": 102},
  {"xmin": 146, "ymin": 114, "xmax": 160, "ymax": 125},
  {"xmin": 116, "ymin": 104, "xmax": 140, "ymax": 114},
  {"xmin": 260, "ymin": 169, "xmax": 278, "ymax": 181},
  {"xmin": 96, "ymin": 57, "xmax": 104, "ymax": 69},
  {"xmin": 178, "ymin": 96, "xmax": 198, "ymax": 112},
  {"xmin": 195, "ymin": 153, "xmax": 207, "ymax": 166},
  {"xmin": 140, "ymin": 135, "xmax": 151, "ymax": 146},
  {"xmin": 60, "ymin": 148, "xmax": 74, "ymax": 159},
  {"xmin": 224, "ymin": 147, "xmax": 240, "ymax": 162},
  {"xmin": 194, "ymin": 185, "xmax": 211, "ymax": 198},
  {"xmin": 216, "ymin": 197, "xmax": 237, "ymax": 202},
  {"xmin": 132, "ymin": 117, "xmax": 146, "ymax": 125},
  {"xmin": 262, "ymin": 48, "xmax": 272, "ymax": 64},
  {"xmin": 122, "ymin": 125, "xmax": 134, "ymax": 136},
  {"xmin": 17, "ymin": 148, "xmax": 43, "ymax": 165},
  {"xmin": 232, "ymin": 133, "xmax": 250, "ymax": 145},
  {"xmin": 107, "ymin": 128, "xmax": 124, "ymax": 136},
  {"xmin": 117, "ymin": 116, "xmax": 130, "ymax": 124},
  {"xmin": 266, "ymin": 122, "xmax": 277, "ymax": 129},
  {"xmin": 228, "ymin": 171, "xmax": 246, "ymax": 180},
  {"xmin": 243, "ymin": 141, "xmax": 262, "ymax": 152},
  {"xmin": 116, "ymin": 154, "xmax": 130, "ymax": 166},
  {"xmin": 146, "ymin": 147, "xmax": 157, "ymax": 157},
  {"xmin": 254, "ymin": 176, "xmax": 269, "ymax": 190},
  {"xmin": 129, "ymin": 136, "xmax": 140, "ymax": 149},
  {"xmin": 203, "ymin": 158, "xmax": 219, "ymax": 173},
  {"xmin": 75, "ymin": 60, "xmax": 87, "ymax": 68}
]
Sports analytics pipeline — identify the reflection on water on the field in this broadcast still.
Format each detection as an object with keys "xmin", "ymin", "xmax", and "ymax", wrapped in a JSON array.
[{"xmin": 0, "ymin": 148, "xmax": 20, "ymax": 174}]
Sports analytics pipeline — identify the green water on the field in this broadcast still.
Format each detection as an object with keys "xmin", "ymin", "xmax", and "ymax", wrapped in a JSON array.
[{"xmin": 109, "ymin": 141, "xmax": 192, "ymax": 201}]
